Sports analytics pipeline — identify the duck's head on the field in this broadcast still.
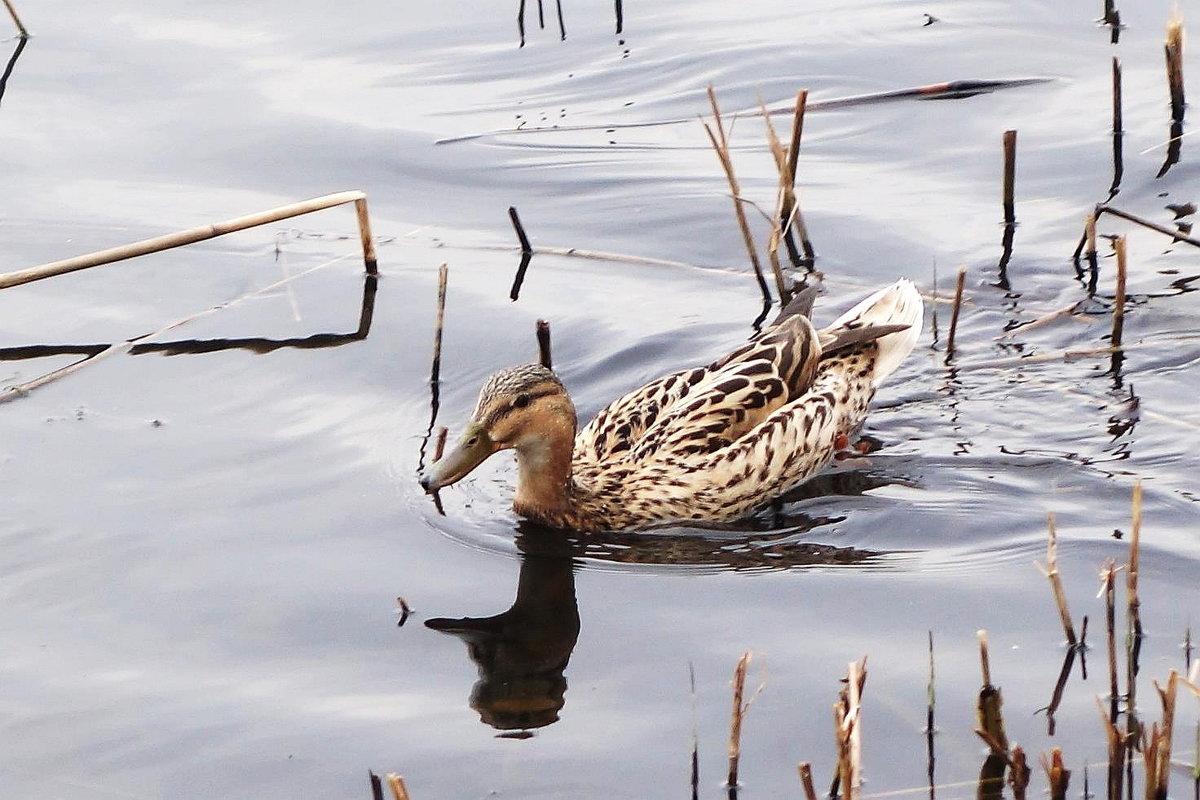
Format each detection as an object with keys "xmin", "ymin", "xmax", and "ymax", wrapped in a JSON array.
[{"xmin": 420, "ymin": 364, "xmax": 577, "ymax": 494}]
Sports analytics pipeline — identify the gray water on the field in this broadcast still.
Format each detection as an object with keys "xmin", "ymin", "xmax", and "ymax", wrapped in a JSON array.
[{"xmin": 1, "ymin": 2, "xmax": 1198, "ymax": 798}]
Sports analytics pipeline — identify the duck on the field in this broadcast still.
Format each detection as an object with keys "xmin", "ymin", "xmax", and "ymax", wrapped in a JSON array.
[{"xmin": 420, "ymin": 279, "xmax": 923, "ymax": 532}]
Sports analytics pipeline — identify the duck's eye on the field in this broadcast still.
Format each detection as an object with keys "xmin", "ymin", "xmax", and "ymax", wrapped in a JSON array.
[{"xmin": 513, "ymin": 393, "xmax": 531, "ymax": 409}]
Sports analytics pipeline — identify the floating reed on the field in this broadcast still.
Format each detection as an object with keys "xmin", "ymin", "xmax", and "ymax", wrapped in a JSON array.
[
  {"xmin": 1111, "ymin": 236, "xmax": 1128, "ymax": 348},
  {"xmin": 946, "ymin": 267, "xmax": 967, "ymax": 355},
  {"xmin": 1038, "ymin": 512, "xmax": 1078, "ymax": 646},
  {"xmin": 1002, "ymin": 130, "xmax": 1017, "ymax": 225},
  {"xmin": 536, "ymin": 319, "xmax": 552, "ymax": 369},
  {"xmin": 0, "ymin": 191, "xmax": 377, "ymax": 291},
  {"xmin": 430, "ymin": 263, "xmax": 449, "ymax": 385},
  {"xmin": 1097, "ymin": 204, "xmax": 1200, "ymax": 248},
  {"xmin": 727, "ymin": 650, "xmax": 753, "ymax": 788},
  {"xmin": 1040, "ymin": 749, "xmax": 1070, "ymax": 800},
  {"xmin": 703, "ymin": 87, "xmax": 773, "ymax": 310},
  {"xmin": 2, "ymin": 0, "xmax": 27, "ymax": 37},
  {"xmin": 1166, "ymin": 10, "xmax": 1186, "ymax": 123}
]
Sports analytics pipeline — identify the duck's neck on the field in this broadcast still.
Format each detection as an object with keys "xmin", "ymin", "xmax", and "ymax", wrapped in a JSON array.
[{"xmin": 512, "ymin": 412, "xmax": 578, "ymax": 525}]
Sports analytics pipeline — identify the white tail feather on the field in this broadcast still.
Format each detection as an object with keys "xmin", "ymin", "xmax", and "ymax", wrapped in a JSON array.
[{"xmin": 827, "ymin": 278, "xmax": 923, "ymax": 386}]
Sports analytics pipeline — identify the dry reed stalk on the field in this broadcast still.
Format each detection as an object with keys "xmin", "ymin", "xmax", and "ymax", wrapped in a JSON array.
[
  {"xmin": 370, "ymin": 771, "xmax": 384, "ymax": 800},
  {"xmin": 1002, "ymin": 130, "xmax": 1017, "ymax": 224},
  {"xmin": 2, "ymin": 0, "xmax": 27, "ymax": 36},
  {"xmin": 1040, "ymin": 749, "xmax": 1070, "ymax": 800},
  {"xmin": 975, "ymin": 630, "xmax": 1009, "ymax": 753},
  {"xmin": 1008, "ymin": 746, "xmax": 1031, "ymax": 800},
  {"xmin": 703, "ymin": 86, "xmax": 772, "ymax": 306},
  {"xmin": 1100, "ymin": 559, "xmax": 1120, "ymax": 720},
  {"xmin": 430, "ymin": 263, "xmax": 448, "ymax": 385},
  {"xmin": 1086, "ymin": 213, "xmax": 1098, "ymax": 262},
  {"xmin": 946, "ymin": 267, "xmax": 967, "ymax": 355},
  {"xmin": 1112, "ymin": 236, "xmax": 1128, "ymax": 348},
  {"xmin": 1038, "ymin": 513, "xmax": 1079, "ymax": 645},
  {"xmin": 0, "ymin": 191, "xmax": 376, "ymax": 291},
  {"xmin": 1113, "ymin": 57, "xmax": 1124, "ymax": 135},
  {"xmin": 1166, "ymin": 10, "xmax": 1186, "ymax": 122},
  {"xmin": 834, "ymin": 657, "xmax": 868, "ymax": 800},
  {"xmin": 386, "ymin": 773, "xmax": 411, "ymax": 800},
  {"xmin": 727, "ymin": 651, "xmax": 752, "ymax": 788},
  {"xmin": 759, "ymin": 100, "xmax": 793, "ymax": 302},
  {"xmin": 798, "ymin": 763, "xmax": 817, "ymax": 800},
  {"xmin": 1128, "ymin": 480, "xmax": 1145, "ymax": 710},
  {"xmin": 536, "ymin": 319, "xmax": 552, "ymax": 369},
  {"xmin": 1143, "ymin": 671, "xmax": 1180, "ymax": 800},
  {"xmin": 781, "ymin": 90, "xmax": 815, "ymax": 264}
]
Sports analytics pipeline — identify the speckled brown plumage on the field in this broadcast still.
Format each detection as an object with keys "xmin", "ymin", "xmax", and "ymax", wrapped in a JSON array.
[{"xmin": 421, "ymin": 279, "xmax": 923, "ymax": 532}]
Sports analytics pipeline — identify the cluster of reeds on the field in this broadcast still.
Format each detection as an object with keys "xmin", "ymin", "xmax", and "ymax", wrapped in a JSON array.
[
  {"xmin": 703, "ymin": 86, "xmax": 814, "ymax": 322},
  {"xmin": 673, "ymin": 481, "xmax": 1199, "ymax": 800}
]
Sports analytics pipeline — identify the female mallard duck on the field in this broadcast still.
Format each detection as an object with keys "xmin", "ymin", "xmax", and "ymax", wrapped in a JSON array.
[{"xmin": 421, "ymin": 279, "xmax": 922, "ymax": 532}]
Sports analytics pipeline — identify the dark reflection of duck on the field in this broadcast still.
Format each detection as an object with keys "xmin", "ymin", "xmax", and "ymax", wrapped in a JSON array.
[
  {"xmin": 426, "ymin": 529, "xmax": 580, "ymax": 734},
  {"xmin": 427, "ymin": 505, "xmax": 894, "ymax": 735}
]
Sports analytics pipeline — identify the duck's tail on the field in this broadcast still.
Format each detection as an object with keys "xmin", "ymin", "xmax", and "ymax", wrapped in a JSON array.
[{"xmin": 824, "ymin": 278, "xmax": 923, "ymax": 386}]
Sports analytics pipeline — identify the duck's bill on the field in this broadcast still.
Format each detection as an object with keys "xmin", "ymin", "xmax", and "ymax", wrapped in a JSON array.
[{"xmin": 420, "ymin": 427, "xmax": 493, "ymax": 493}]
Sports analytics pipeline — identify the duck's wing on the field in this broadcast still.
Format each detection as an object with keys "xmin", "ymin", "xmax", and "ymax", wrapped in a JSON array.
[
  {"xmin": 575, "ymin": 367, "xmax": 709, "ymax": 465},
  {"xmin": 623, "ymin": 314, "xmax": 822, "ymax": 464}
]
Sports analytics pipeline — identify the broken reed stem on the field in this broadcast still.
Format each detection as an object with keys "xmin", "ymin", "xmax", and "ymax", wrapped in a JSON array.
[
  {"xmin": 1009, "ymin": 746, "xmax": 1031, "ymax": 800},
  {"xmin": 508, "ymin": 206, "xmax": 532, "ymax": 254},
  {"xmin": 833, "ymin": 659, "xmax": 867, "ymax": 800},
  {"xmin": 433, "ymin": 426, "xmax": 448, "ymax": 461},
  {"xmin": 2, "ymin": 0, "xmax": 28, "ymax": 37},
  {"xmin": 1165, "ymin": 10, "xmax": 1186, "ymax": 123},
  {"xmin": 1112, "ymin": 236, "xmax": 1128, "ymax": 348},
  {"xmin": 535, "ymin": 319, "xmax": 552, "ymax": 369},
  {"xmin": 703, "ymin": 86, "xmax": 772, "ymax": 306},
  {"xmin": 976, "ymin": 630, "xmax": 1010, "ymax": 753},
  {"xmin": 1040, "ymin": 749, "xmax": 1071, "ymax": 800},
  {"xmin": 1002, "ymin": 130, "xmax": 1017, "ymax": 224},
  {"xmin": 385, "ymin": 773, "xmax": 412, "ymax": 800},
  {"xmin": 946, "ymin": 267, "xmax": 967, "ymax": 355},
  {"xmin": 430, "ymin": 263, "xmax": 448, "ymax": 385},
  {"xmin": 798, "ymin": 762, "xmax": 817, "ymax": 800},
  {"xmin": 727, "ymin": 651, "xmax": 752, "ymax": 788},
  {"xmin": 1085, "ymin": 213, "xmax": 1098, "ymax": 261},
  {"xmin": 1097, "ymin": 697, "xmax": 1129, "ymax": 800},
  {"xmin": 0, "ymin": 191, "xmax": 377, "ymax": 291},
  {"xmin": 1144, "ymin": 671, "xmax": 1180, "ymax": 800},
  {"xmin": 1039, "ymin": 512, "xmax": 1079, "ymax": 646}
]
